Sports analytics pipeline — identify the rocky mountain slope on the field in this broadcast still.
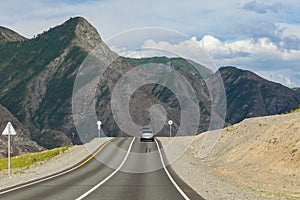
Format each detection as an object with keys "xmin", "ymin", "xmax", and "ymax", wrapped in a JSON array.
[
  {"xmin": 0, "ymin": 104, "xmax": 43, "ymax": 158},
  {"xmin": 293, "ymin": 87, "xmax": 300, "ymax": 95},
  {"xmin": 217, "ymin": 67, "xmax": 300, "ymax": 124},
  {"xmin": 0, "ymin": 17, "xmax": 299, "ymax": 152},
  {"xmin": 125, "ymin": 57, "xmax": 214, "ymax": 78},
  {"xmin": 0, "ymin": 17, "xmax": 106, "ymax": 149},
  {"xmin": 0, "ymin": 26, "xmax": 26, "ymax": 44}
]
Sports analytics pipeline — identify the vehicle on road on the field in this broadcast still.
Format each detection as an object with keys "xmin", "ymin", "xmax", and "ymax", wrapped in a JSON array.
[{"xmin": 140, "ymin": 127, "xmax": 155, "ymax": 142}]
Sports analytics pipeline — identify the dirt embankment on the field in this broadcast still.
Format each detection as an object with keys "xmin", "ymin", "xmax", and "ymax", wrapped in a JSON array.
[
  {"xmin": 160, "ymin": 112, "xmax": 300, "ymax": 199},
  {"xmin": 208, "ymin": 113, "xmax": 300, "ymax": 197}
]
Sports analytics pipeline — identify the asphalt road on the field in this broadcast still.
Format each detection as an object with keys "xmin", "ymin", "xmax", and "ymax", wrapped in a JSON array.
[{"xmin": 0, "ymin": 137, "xmax": 203, "ymax": 200}]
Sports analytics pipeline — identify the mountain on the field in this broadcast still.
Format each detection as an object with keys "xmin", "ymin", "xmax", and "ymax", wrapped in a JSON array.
[
  {"xmin": 0, "ymin": 26, "xmax": 26, "ymax": 44},
  {"xmin": 0, "ymin": 104, "xmax": 43, "ymax": 158},
  {"xmin": 0, "ymin": 17, "xmax": 217, "ymax": 149},
  {"xmin": 293, "ymin": 87, "xmax": 300, "ymax": 95},
  {"xmin": 0, "ymin": 17, "xmax": 105, "ymax": 148},
  {"xmin": 0, "ymin": 17, "xmax": 299, "ymax": 152},
  {"xmin": 217, "ymin": 67, "xmax": 300, "ymax": 124},
  {"xmin": 124, "ymin": 57, "xmax": 214, "ymax": 78}
]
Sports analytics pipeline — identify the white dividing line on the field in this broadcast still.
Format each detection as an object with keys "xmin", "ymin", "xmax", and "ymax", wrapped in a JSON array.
[
  {"xmin": 0, "ymin": 138, "xmax": 113, "ymax": 195},
  {"xmin": 75, "ymin": 137, "xmax": 135, "ymax": 200},
  {"xmin": 155, "ymin": 139, "xmax": 190, "ymax": 200}
]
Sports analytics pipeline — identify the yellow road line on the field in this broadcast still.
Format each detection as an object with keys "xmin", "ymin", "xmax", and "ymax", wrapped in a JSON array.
[
  {"xmin": 0, "ymin": 137, "xmax": 118, "ymax": 195},
  {"xmin": 75, "ymin": 137, "xmax": 117, "ymax": 169}
]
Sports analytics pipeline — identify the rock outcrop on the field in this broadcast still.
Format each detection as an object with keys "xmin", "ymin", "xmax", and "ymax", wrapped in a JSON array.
[{"xmin": 0, "ymin": 26, "xmax": 26, "ymax": 44}]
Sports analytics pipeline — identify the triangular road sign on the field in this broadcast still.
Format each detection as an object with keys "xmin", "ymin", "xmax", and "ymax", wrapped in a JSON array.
[{"xmin": 2, "ymin": 122, "xmax": 17, "ymax": 135}]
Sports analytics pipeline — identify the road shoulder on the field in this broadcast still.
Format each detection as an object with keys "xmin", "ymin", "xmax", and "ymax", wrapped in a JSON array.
[
  {"xmin": 0, "ymin": 138, "xmax": 112, "ymax": 191},
  {"xmin": 158, "ymin": 136, "xmax": 281, "ymax": 200}
]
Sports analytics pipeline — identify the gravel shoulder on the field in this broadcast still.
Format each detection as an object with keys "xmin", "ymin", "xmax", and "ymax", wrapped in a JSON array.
[{"xmin": 0, "ymin": 137, "xmax": 112, "ymax": 191}]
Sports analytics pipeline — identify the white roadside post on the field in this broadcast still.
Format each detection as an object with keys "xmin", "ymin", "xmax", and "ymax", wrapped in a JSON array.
[
  {"xmin": 97, "ymin": 121, "xmax": 102, "ymax": 138},
  {"xmin": 2, "ymin": 122, "xmax": 17, "ymax": 177},
  {"xmin": 168, "ymin": 120, "xmax": 173, "ymax": 138}
]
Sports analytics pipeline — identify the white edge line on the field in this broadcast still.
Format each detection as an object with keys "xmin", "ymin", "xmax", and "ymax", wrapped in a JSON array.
[
  {"xmin": 75, "ymin": 137, "xmax": 135, "ymax": 200},
  {"xmin": 0, "ymin": 165, "xmax": 75, "ymax": 195},
  {"xmin": 0, "ymin": 139, "xmax": 112, "ymax": 195},
  {"xmin": 155, "ymin": 139, "xmax": 190, "ymax": 200}
]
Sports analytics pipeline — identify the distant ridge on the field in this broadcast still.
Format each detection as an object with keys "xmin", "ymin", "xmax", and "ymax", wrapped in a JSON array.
[{"xmin": 217, "ymin": 66, "xmax": 300, "ymax": 124}]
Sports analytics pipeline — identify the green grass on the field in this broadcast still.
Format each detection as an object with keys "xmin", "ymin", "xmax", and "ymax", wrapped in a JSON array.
[
  {"xmin": 0, "ymin": 146, "xmax": 71, "ymax": 171},
  {"xmin": 289, "ymin": 104, "xmax": 300, "ymax": 113},
  {"xmin": 291, "ymin": 108, "xmax": 300, "ymax": 113}
]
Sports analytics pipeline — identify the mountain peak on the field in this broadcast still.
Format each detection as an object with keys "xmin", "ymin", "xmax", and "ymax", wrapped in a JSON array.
[
  {"xmin": 219, "ymin": 66, "xmax": 262, "ymax": 81},
  {"xmin": 0, "ymin": 26, "xmax": 26, "ymax": 44},
  {"xmin": 67, "ymin": 16, "xmax": 103, "ymax": 52},
  {"xmin": 33, "ymin": 16, "xmax": 103, "ymax": 52}
]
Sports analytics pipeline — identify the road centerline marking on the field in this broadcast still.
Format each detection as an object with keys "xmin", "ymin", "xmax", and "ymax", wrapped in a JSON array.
[
  {"xmin": 75, "ymin": 138, "xmax": 117, "ymax": 169},
  {"xmin": 75, "ymin": 137, "xmax": 135, "ymax": 200}
]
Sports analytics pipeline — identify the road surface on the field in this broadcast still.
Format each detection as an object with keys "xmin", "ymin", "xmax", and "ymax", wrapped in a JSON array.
[{"xmin": 0, "ymin": 137, "xmax": 203, "ymax": 200}]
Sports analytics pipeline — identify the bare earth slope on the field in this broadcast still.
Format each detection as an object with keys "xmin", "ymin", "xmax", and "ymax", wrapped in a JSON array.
[
  {"xmin": 208, "ymin": 112, "xmax": 300, "ymax": 198},
  {"xmin": 160, "ymin": 112, "xmax": 300, "ymax": 199}
]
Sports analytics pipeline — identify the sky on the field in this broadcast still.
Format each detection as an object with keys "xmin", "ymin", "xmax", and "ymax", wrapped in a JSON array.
[{"xmin": 1, "ymin": 0, "xmax": 300, "ymax": 87}]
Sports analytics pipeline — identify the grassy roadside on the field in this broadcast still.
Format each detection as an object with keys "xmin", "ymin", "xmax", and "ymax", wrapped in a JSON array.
[
  {"xmin": 0, "ymin": 146, "xmax": 72, "ymax": 172},
  {"xmin": 290, "ymin": 104, "xmax": 300, "ymax": 113},
  {"xmin": 291, "ymin": 108, "xmax": 300, "ymax": 113}
]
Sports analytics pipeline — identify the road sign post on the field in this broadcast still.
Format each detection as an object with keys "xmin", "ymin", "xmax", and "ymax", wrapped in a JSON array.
[
  {"xmin": 168, "ymin": 120, "xmax": 173, "ymax": 138},
  {"xmin": 2, "ymin": 122, "xmax": 17, "ymax": 177},
  {"xmin": 97, "ymin": 121, "xmax": 102, "ymax": 138},
  {"xmin": 8, "ymin": 131, "xmax": 10, "ymax": 177}
]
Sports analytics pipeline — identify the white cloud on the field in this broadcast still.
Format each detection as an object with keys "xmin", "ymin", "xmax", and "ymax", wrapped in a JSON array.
[
  {"xmin": 114, "ymin": 35, "xmax": 300, "ymax": 87},
  {"xmin": 116, "ymin": 35, "xmax": 300, "ymax": 64}
]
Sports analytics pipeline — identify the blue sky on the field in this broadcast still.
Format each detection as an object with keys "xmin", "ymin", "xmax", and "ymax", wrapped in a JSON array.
[{"xmin": 1, "ymin": 0, "xmax": 300, "ymax": 87}]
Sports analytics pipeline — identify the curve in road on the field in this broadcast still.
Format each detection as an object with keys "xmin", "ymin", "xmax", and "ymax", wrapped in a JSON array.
[{"xmin": 0, "ymin": 137, "xmax": 204, "ymax": 200}]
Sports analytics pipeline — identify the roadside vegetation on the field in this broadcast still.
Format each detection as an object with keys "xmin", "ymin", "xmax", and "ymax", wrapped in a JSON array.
[
  {"xmin": 290, "ymin": 104, "xmax": 300, "ymax": 113},
  {"xmin": 0, "ymin": 146, "xmax": 71, "ymax": 171}
]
